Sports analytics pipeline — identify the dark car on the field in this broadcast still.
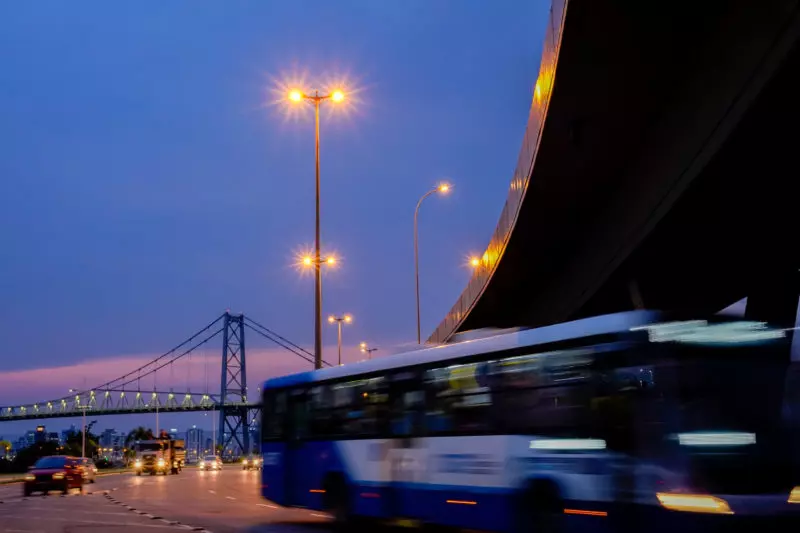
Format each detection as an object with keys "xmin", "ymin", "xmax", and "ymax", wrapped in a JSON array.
[{"xmin": 24, "ymin": 456, "xmax": 84, "ymax": 496}]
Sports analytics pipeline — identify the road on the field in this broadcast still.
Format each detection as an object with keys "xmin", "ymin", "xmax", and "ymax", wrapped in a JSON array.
[{"xmin": 0, "ymin": 468, "xmax": 331, "ymax": 533}]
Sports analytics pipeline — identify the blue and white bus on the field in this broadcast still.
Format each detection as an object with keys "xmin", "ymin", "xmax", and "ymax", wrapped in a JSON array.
[{"xmin": 260, "ymin": 311, "xmax": 800, "ymax": 531}]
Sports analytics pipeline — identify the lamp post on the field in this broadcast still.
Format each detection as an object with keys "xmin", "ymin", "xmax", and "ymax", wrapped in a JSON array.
[
  {"xmin": 359, "ymin": 342, "xmax": 378, "ymax": 360},
  {"xmin": 414, "ymin": 182, "xmax": 451, "ymax": 343},
  {"xmin": 328, "ymin": 314, "xmax": 352, "ymax": 366},
  {"xmin": 68, "ymin": 389, "xmax": 87, "ymax": 458},
  {"xmin": 288, "ymin": 88, "xmax": 346, "ymax": 370}
]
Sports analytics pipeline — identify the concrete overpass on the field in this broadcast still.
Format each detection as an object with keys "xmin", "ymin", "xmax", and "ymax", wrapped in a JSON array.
[{"xmin": 430, "ymin": 0, "xmax": 800, "ymax": 343}]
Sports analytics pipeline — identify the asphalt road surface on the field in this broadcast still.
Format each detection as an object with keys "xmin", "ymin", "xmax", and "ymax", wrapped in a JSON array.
[{"xmin": 0, "ymin": 468, "xmax": 332, "ymax": 533}]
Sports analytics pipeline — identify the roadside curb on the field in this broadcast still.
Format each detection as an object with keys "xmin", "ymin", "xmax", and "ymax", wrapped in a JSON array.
[{"xmin": 104, "ymin": 492, "xmax": 213, "ymax": 532}]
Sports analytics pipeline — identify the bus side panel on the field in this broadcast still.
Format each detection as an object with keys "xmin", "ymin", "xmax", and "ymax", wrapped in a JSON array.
[
  {"xmin": 330, "ymin": 440, "xmax": 393, "ymax": 518},
  {"xmin": 296, "ymin": 440, "xmax": 354, "ymax": 511},
  {"xmin": 261, "ymin": 442, "xmax": 287, "ymax": 504}
]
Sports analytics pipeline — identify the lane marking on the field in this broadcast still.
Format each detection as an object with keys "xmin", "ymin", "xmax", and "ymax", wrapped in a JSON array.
[
  {"xmin": 0, "ymin": 515, "xmax": 177, "ymax": 529},
  {"xmin": 256, "ymin": 503, "xmax": 277, "ymax": 509},
  {"xmin": 208, "ymin": 490, "xmax": 216, "ymax": 494},
  {"xmin": 225, "ymin": 496, "xmax": 235, "ymax": 500},
  {"xmin": 310, "ymin": 513, "xmax": 329, "ymax": 518}
]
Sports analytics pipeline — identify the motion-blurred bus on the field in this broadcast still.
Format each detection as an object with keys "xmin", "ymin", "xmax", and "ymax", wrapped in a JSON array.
[{"xmin": 260, "ymin": 311, "xmax": 800, "ymax": 531}]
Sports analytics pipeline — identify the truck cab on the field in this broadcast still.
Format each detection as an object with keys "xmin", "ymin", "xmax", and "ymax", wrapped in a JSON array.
[{"xmin": 133, "ymin": 438, "xmax": 183, "ymax": 475}]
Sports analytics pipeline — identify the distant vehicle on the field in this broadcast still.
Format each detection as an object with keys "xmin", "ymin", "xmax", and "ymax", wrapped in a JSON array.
[
  {"xmin": 24, "ymin": 456, "xmax": 84, "ymax": 496},
  {"xmin": 199, "ymin": 455, "xmax": 222, "ymax": 471},
  {"xmin": 261, "ymin": 311, "xmax": 800, "ymax": 531},
  {"xmin": 241, "ymin": 456, "xmax": 261, "ymax": 470},
  {"xmin": 133, "ymin": 437, "xmax": 183, "ymax": 475},
  {"xmin": 79, "ymin": 458, "xmax": 97, "ymax": 483}
]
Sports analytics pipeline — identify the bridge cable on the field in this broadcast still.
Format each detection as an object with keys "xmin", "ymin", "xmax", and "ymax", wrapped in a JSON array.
[
  {"xmin": 103, "ymin": 326, "xmax": 224, "ymax": 392},
  {"xmin": 243, "ymin": 323, "xmax": 333, "ymax": 367},
  {"xmin": 55, "ymin": 313, "xmax": 226, "ymax": 399},
  {"xmin": 243, "ymin": 317, "xmax": 316, "ymax": 360}
]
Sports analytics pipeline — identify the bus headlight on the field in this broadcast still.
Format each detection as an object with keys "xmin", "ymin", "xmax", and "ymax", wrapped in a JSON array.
[
  {"xmin": 157, "ymin": 458, "xmax": 165, "ymax": 467},
  {"xmin": 656, "ymin": 493, "xmax": 733, "ymax": 514},
  {"xmin": 134, "ymin": 460, "xmax": 142, "ymax": 468},
  {"xmin": 242, "ymin": 459, "xmax": 248, "ymax": 464}
]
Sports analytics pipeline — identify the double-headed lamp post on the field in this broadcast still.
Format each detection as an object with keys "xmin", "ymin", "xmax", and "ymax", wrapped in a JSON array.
[
  {"xmin": 360, "ymin": 342, "xmax": 378, "ymax": 360},
  {"xmin": 288, "ymin": 88, "xmax": 345, "ymax": 370},
  {"xmin": 414, "ymin": 182, "xmax": 451, "ymax": 343},
  {"xmin": 328, "ymin": 314, "xmax": 352, "ymax": 366}
]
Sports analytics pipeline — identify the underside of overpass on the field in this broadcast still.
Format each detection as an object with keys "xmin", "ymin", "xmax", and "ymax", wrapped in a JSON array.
[{"xmin": 431, "ymin": 0, "xmax": 800, "ymax": 342}]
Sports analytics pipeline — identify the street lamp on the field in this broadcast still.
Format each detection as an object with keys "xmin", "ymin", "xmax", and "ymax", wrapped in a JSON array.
[
  {"xmin": 414, "ymin": 182, "xmax": 451, "ymax": 343},
  {"xmin": 68, "ymin": 388, "xmax": 88, "ymax": 458},
  {"xmin": 360, "ymin": 342, "xmax": 378, "ymax": 360},
  {"xmin": 328, "ymin": 314, "xmax": 352, "ymax": 366},
  {"xmin": 469, "ymin": 256, "xmax": 480, "ymax": 268},
  {"xmin": 288, "ymin": 88, "xmax": 346, "ymax": 370}
]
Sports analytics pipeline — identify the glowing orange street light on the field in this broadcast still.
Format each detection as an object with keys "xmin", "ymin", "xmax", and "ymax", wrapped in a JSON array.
[
  {"xmin": 297, "ymin": 252, "xmax": 336, "ymax": 270},
  {"xmin": 360, "ymin": 342, "xmax": 378, "ymax": 360},
  {"xmin": 329, "ymin": 314, "xmax": 352, "ymax": 366},
  {"xmin": 287, "ymin": 87, "xmax": 347, "ymax": 370},
  {"xmin": 470, "ymin": 257, "xmax": 480, "ymax": 268},
  {"xmin": 414, "ymin": 182, "xmax": 453, "ymax": 343}
]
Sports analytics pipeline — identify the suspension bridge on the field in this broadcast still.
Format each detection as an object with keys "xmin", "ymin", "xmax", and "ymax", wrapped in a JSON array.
[{"xmin": 0, "ymin": 312, "xmax": 331, "ymax": 454}]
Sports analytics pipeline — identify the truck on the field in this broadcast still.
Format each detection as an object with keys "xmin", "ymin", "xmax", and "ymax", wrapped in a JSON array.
[{"xmin": 133, "ymin": 435, "xmax": 186, "ymax": 475}]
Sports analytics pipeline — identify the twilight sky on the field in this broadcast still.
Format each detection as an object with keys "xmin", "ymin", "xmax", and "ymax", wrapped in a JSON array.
[{"xmin": 0, "ymin": 1, "xmax": 549, "ymax": 433}]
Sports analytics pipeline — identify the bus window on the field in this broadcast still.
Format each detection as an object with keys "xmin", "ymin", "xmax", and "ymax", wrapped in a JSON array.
[
  {"xmin": 262, "ymin": 390, "xmax": 286, "ymax": 441},
  {"xmin": 424, "ymin": 362, "xmax": 492, "ymax": 434},
  {"xmin": 287, "ymin": 389, "xmax": 309, "ymax": 441}
]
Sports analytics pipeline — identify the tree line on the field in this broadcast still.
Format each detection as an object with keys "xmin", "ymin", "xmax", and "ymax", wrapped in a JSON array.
[{"xmin": 0, "ymin": 426, "xmax": 155, "ymax": 473}]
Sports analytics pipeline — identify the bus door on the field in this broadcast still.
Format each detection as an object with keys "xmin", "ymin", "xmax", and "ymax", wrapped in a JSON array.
[
  {"xmin": 388, "ymin": 371, "xmax": 427, "ymax": 519},
  {"xmin": 284, "ymin": 388, "xmax": 309, "ymax": 507}
]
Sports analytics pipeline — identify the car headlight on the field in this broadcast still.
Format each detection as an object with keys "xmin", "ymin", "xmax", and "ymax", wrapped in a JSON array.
[
  {"xmin": 24, "ymin": 474, "xmax": 35, "ymax": 481},
  {"xmin": 242, "ymin": 459, "xmax": 248, "ymax": 464},
  {"xmin": 157, "ymin": 459, "xmax": 165, "ymax": 466},
  {"xmin": 52, "ymin": 472, "xmax": 65, "ymax": 479},
  {"xmin": 134, "ymin": 460, "xmax": 142, "ymax": 467}
]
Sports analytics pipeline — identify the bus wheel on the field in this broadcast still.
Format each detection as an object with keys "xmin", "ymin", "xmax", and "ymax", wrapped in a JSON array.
[
  {"xmin": 324, "ymin": 474, "xmax": 352, "ymax": 531},
  {"xmin": 519, "ymin": 480, "xmax": 564, "ymax": 533}
]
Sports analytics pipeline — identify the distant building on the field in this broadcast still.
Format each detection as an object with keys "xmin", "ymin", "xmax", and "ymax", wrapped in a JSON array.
[
  {"xmin": 100, "ymin": 428, "xmax": 116, "ymax": 448},
  {"xmin": 186, "ymin": 426, "xmax": 204, "ymax": 463},
  {"xmin": 34, "ymin": 426, "xmax": 46, "ymax": 444},
  {"xmin": 14, "ymin": 436, "xmax": 27, "ymax": 452},
  {"xmin": 47, "ymin": 432, "xmax": 59, "ymax": 443}
]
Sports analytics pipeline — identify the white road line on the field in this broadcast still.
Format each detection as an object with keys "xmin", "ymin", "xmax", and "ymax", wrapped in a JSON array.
[
  {"xmin": 208, "ymin": 490, "xmax": 216, "ymax": 494},
  {"xmin": 0, "ymin": 515, "xmax": 177, "ymax": 529},
  {"xmin": 225, "ymin": 496, "xmax": 235, "ymax": 500},
  {"xmin": 256, "ymin": 503, "xmax": 277, "ymax": 509},
  {"xmin": 310, "ymin": 513, "xmax": 329, "ymax": 518}
]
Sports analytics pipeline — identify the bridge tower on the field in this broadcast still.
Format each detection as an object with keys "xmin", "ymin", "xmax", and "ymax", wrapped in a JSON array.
[{"xmin": 219, "ymin": 312, "xmax": 249, "ymax": 455}]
